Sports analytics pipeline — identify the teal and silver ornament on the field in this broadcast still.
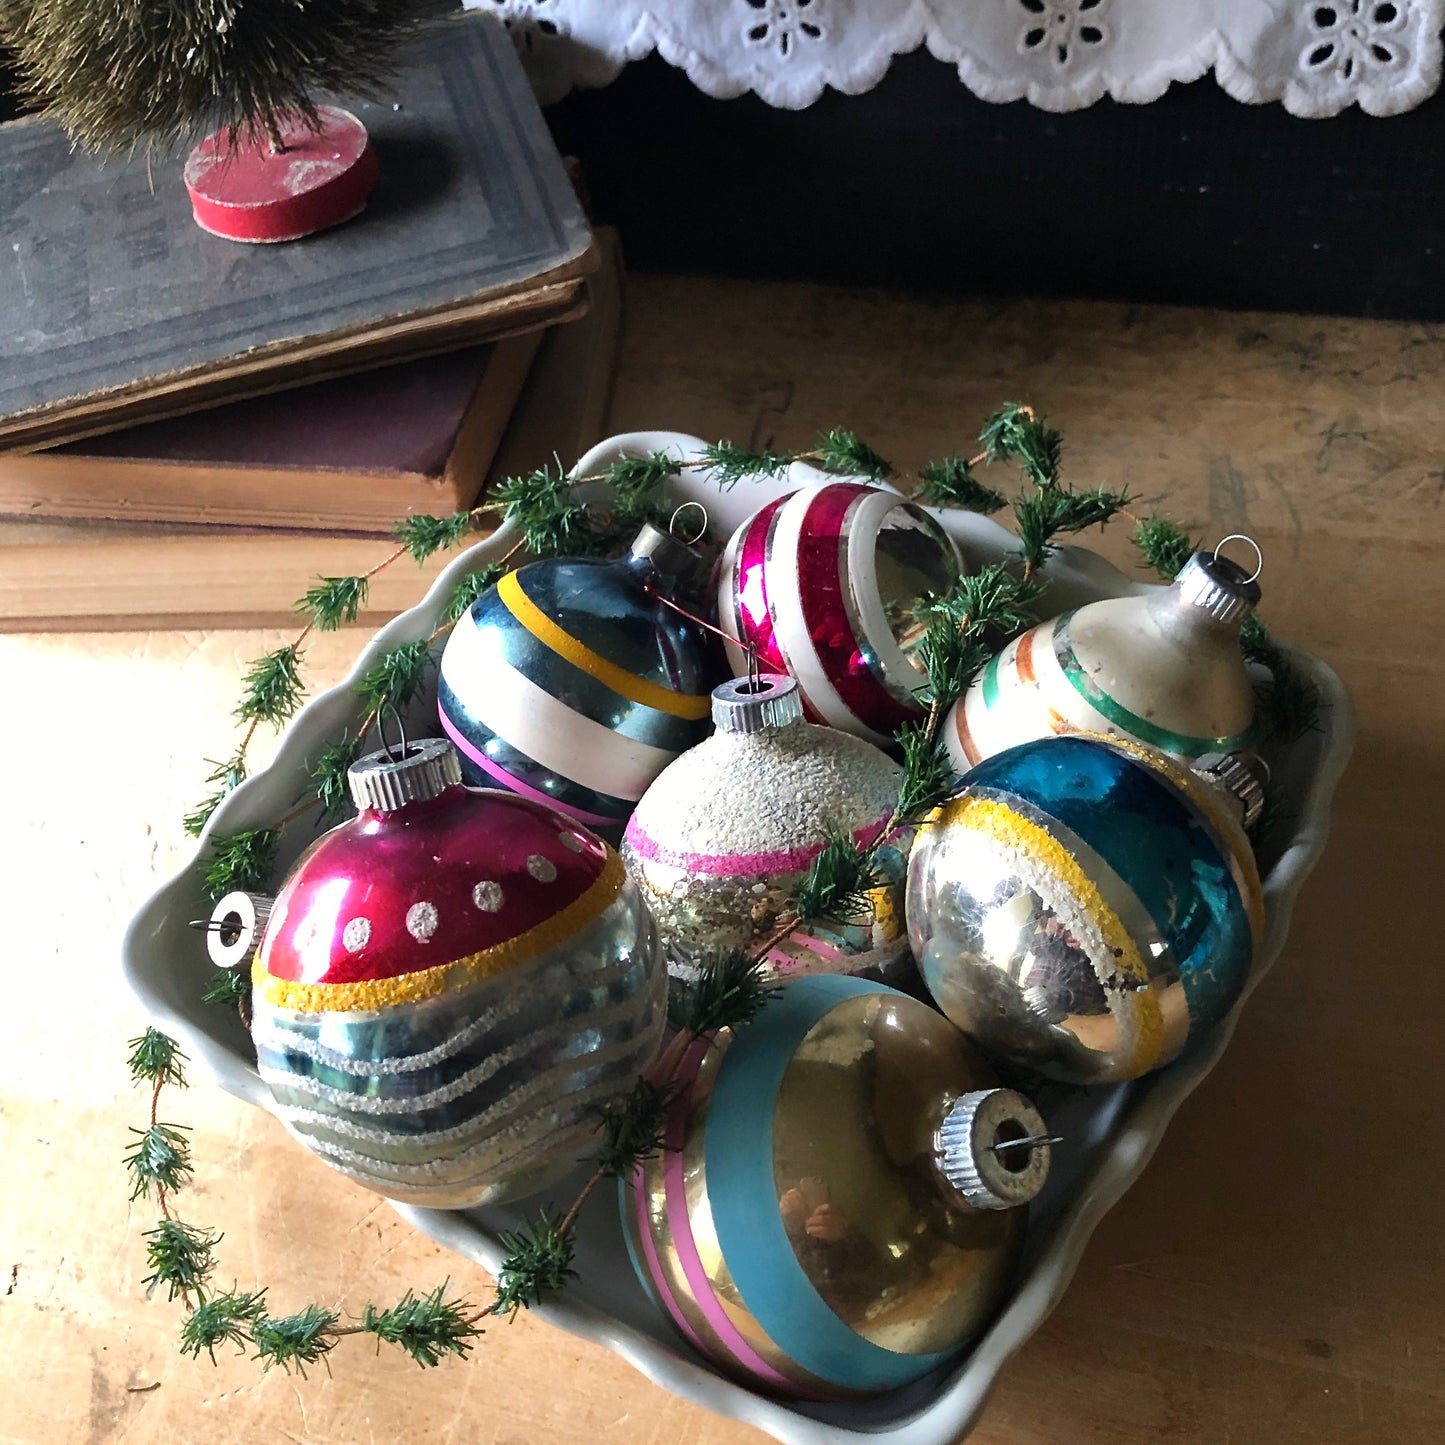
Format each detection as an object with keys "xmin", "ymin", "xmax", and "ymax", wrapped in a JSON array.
[{"xmin": 907, "ymin": 733, "xmax": 1266, "ymax": 1085}]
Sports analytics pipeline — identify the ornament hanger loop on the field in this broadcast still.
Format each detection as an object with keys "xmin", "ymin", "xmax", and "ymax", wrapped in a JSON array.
[
  {"xmin": 375, "ymin": 701, "xmax": 410, "ymax": 763},
  {"xmin": 1212, "ymin": 534, "xmax": 1264, "ymax": 585},
  {"xmin": 669, "ymin": 501, "xmax": 710, "ymax": 547}
]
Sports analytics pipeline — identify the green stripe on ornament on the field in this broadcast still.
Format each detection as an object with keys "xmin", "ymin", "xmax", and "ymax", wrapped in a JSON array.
[
  {"xmin": 1052, "ymin": 612, "xmax": 1256, "ymax": 758},
  {"xmin": 980, "ymin": 647, "xmax": 1004, "ymax": 710}
]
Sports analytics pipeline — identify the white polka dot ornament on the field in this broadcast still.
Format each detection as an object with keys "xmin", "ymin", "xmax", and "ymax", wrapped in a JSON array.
[{"xmin": 247, "ymin": 737, "xmax": 667, "ymax": 1209}]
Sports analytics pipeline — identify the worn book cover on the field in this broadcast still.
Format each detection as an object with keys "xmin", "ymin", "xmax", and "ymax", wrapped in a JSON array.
[
  {"xmin": 0, "ymin": 229, "xmax": 625, "ymax": 630},
  {"xmin": 0, "ymin": 333, "xmax": 541, "ymax": 532},
  {"xmin": 0, "ymin": 11, "xmax": 594, "ymax": 450}
]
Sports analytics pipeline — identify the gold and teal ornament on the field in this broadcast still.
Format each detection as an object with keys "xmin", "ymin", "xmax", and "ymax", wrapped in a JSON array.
[
  {"xmin": 248, "ymin": 737, "xmax": 667, "ymax": 1209},
  {"xmin": 620, "ymin": 674, "xmax": 913, "ymax": 985},
  {"xmin": 437, "ymin": 524, "xmax": 719, "ymax": 830},
  {"xmin": 621, "ymin": 974, "xmax": 1051, "ymax": 1399},
  {"xmin": 716, "ymin": 481, "xmax": 962, "ymax": 746},
  {"xmin": 948, "ymin": 546, "xmax": 1263, "ymax": 770},
  {"xmin": 907, "ymin": 733, "xmax": 1265, "ymax": 1086}
]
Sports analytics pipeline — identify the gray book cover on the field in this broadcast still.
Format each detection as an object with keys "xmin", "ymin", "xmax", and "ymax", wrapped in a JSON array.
[{"xmin": 0, "ymin": 11, "xmax": 594, "ymax": 449}]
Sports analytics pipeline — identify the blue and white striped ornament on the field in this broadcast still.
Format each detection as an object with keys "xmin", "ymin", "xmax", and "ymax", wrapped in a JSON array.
[{"xmin": 438, "ymin": 527, "xmax": 720, "ymax": 829}]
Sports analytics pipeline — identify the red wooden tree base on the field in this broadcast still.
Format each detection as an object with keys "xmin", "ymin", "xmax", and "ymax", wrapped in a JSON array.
[{"xmin": 183, "ymin": 106, "xmax": 378, "ymax": 243}]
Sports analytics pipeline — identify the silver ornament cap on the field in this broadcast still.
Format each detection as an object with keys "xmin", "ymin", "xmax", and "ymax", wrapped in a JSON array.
[
  {"xmin": 1174, "ymin": 548, "xmax": 1262, "ymax": 626},
  {"xmin": 348, "ymin": 736, "xmax": 463, "ymax": 812},
  {"xmin": 207, "ymin": 890, "xmax": 272, "ymax": 970},
  {"xmin": 628, "ymin": 520, "xmax": 704, "ymax": 592},
  {"xmin": 711, "ymin": 673, "xmax": 805, "ymax": 733},
  {"xmin": 935, "ymin": 1088, "xmax": 1052, "ymax": 1211},
  {"xmin": 1192, "ymin": 751, "xmax": 1266, "ymax": 830}
]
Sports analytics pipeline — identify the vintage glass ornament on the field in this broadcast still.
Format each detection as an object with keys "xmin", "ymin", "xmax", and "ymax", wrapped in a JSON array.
[
  {"xmin": 437, "ymin": 523, "xmax": 717, "ymax": 829},
  {"xmin": 247, "ymin": 737, "xmax": 667, "ymax": 1208},
  {"xmin": 907, "ymin": 733, "xmax": 1265, "ymax": 1085},
  {"xmin": 621, "ymin": 974, "xmax": 1051, "ymax": 1399},
  {"xmin": 620, "ymin": 674, "xmax": 912, "ymax": 984},
  {"xmin": 717, "ymin": 481, "xmax": 961, "ymax": 745},
  {"xmin": 948, "ymin": 544, "xmax": 1262, "ymax": 770}
]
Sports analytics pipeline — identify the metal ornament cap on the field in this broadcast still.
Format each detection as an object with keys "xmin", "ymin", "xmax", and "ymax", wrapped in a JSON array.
[
  {"xmin": 710, "ymin": 674, "xmax": 805, "ymax": 733},
  {"xmin": 1192, "ymin": 751, "xmax": 1267, "ymax": 830},
  {"xmin": 207, "ymin": 890, "xmax": 272, "ymax": 970},
  {"xmin": 348, "ymin": 736, "xmax": 463, "ymax": 812},
  {"xmin": 628, "ymin": 521, "xmax": 703, "ymax": 593},
  {"xmin": 936, "ymin": 1088, "xmax": 1051, "ymax": 1211},
  {"xmin": 1174, "ymin": 549, "xmax": 1263, "ymax": 626}
]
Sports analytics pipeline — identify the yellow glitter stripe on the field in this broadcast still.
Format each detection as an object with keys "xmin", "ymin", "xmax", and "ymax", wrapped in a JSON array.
[
  {"xmin": 941, "ymin": 795, "xmax": 1165, "ymax": 1076},
  {"xmin": 499, "ymin": 570, "xmax": 712, "ymax": 721},
  {"xmin": 255, "ymin": 851, "xmax": 627, "ymax": 1014},
  {"xmin": 1084, "ymin": 731, "xmax": 1267, "ymax": 949}
]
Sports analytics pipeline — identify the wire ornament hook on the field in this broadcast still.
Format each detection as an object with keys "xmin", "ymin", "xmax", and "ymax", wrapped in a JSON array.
[
  {"xmin": 375, "ymin": 701, "xmax": 410, "ymax": 762},
  {"xmin": 990, "ymin": 1133, "xmax": 1064, "ymax": 1156},
  {"xmin": 1212, "ymin": 534, "xmax": 1264, "ymax": 585},
  {"xmin": 642, "ymin": 579, "xmax": 767, "ymax": 698},
  {"xmin": 669, "ymin": 501, "xmax": 710, "ymax": 547}
]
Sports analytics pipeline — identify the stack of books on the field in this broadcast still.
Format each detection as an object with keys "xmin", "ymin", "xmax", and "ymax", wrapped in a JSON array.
[{"xmin": 0, "ymin": 13, "xmax": 621, "ymax": 630}]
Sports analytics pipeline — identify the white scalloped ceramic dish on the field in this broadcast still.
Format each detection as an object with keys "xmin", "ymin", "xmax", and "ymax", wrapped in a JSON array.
[{"xmin": 123, "ymin": 431, "xmax": 1354, "ymax": 1445}]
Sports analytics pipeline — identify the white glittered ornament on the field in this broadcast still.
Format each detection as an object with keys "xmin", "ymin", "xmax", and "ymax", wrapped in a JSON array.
[{"xmin": 620, "ymin": 675, "xmax": 914, "ymax": 985}]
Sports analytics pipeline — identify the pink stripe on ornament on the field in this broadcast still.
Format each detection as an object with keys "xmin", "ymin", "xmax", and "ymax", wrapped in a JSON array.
[
  {"xmin": 660, "ymin": 1040, "xmax": 805, "ymax": 1393},
  {"xmin": 622, "ymin": 815, "xmax": 889, "ymax": 878},
  {"xmin": 630, "ymin": 1158, "xmax": 709, "ymax": 1357},
  {"xmin": 767, "ymin": 931, "xmax": 849, "ymax": 974},
  {"xmin": 796, "ymin": 486, "xmax": 918, "ymax": 736},
  {"xmin": 733, "ymin": 496, "xmax": 790, "ymax": 676},
  {"xmin": 439, "ymin": 710, "xmax": 618, "ymax": 827}
]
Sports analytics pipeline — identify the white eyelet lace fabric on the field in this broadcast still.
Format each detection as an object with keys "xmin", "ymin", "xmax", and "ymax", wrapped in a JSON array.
[{"xmin": 462, "ymin": 0, "xmax": 1444, "ymax": 116}]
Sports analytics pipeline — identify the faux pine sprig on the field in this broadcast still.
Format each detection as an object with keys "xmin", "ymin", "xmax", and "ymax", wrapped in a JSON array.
[
  {"xmin": 183, "ymin": 755, "xmax": 248, "ymax": 839},
  {"xmin": 670, "ymin": 947, "xmax": 785, "ymax": 1038},
  {"xmin": 916, "ymin": 456, "xmax": 1008, "ymax": 514},
  {"xmin": 126, "ymin": 1026, "xmax": 486, "ymax": 1372},
  {"xmin": 184, "ymin": 525, "xmax": 461, "ymax": 843}
]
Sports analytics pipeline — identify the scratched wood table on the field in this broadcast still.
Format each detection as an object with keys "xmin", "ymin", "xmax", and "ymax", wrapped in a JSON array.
[{"xmin": 4, "ymin": 276, "xmax": 1442, "ymax": 1445}]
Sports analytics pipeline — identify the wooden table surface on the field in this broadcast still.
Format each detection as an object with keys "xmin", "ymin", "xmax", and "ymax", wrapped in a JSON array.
[{"xmin": 4, "ymin": 275, "xmax": 1443, "ymax": 1445}]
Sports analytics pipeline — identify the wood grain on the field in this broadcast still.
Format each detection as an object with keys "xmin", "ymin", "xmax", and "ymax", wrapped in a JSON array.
[{"xmin": 2, "ymin": 274, "xmax": 1440, "ymax": 1445}]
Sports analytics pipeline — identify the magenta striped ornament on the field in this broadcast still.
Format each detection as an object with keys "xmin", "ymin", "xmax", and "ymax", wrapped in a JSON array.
[{"xmin": 716, "ymin": 482, "xmax": 961, "ymax": 746}]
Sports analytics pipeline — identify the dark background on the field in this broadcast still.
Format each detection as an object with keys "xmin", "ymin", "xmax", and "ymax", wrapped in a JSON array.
[
  {"xmin": 544, "ymin": 47, "xmax": 1445, "ymax": 321},
  {"xmin": 7, "ymin": 39, "xmax": 1443, "ymax": 320}
]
